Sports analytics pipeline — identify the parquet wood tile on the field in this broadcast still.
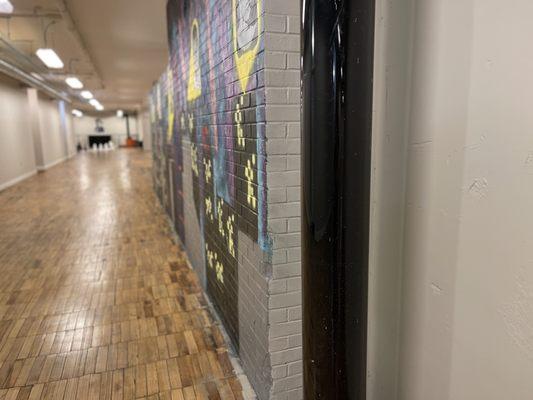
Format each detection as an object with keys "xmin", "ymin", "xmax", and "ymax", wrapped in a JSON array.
[{"xmin": 0, "ymin": 151, "xmax": 245, "ymax": 399}]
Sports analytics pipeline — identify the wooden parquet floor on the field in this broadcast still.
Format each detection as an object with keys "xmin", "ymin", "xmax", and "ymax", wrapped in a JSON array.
[{"xmin": 0, "ymin": 150, "xmax": 246, "ymax": 400}]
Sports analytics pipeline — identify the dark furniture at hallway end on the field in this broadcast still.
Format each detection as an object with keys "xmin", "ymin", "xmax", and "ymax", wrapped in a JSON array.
[{"xmin": 88, "ymin": 135, "xmax": 112, "ymax": 147}]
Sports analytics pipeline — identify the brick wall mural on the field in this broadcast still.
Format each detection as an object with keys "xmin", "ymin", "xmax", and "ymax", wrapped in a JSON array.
[
  {"xmin": 150, "ymin": 0, "xmax": 267, "ymax": 348},
  {"xmin": 150, "ymin": 0, "xmax": 303, "ymax": 398}
]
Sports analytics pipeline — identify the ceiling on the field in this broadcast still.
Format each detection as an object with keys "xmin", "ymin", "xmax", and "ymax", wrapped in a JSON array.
[{"xmin": 0, "ymin": 0, "xmax": 168, "ymax": 111}]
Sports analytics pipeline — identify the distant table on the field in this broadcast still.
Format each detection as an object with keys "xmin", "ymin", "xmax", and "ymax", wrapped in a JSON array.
[{"xmin": 88, "ymin": 135, "xmax": 111, "ymax": 147}]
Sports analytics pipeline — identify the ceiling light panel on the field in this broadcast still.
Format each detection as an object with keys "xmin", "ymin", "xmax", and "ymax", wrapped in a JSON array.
[
  {"xmin": 81, "ymin": 91, "xmax": 93, "ymax": 99},
  {"xmin": 36, "ymin": 49, "xmax": 64, "ymax": 69},
  {"xmin": 66, "ymin": 77, "xmax": 83, "ymax": 89},
  {"xmin": 0, "ymin": 0, "xmax": 13, "ymax": 14}
]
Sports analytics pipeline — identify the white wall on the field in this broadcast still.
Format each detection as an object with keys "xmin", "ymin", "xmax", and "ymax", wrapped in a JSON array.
[
  {"xmin": 0, "ymin": 76, "xmax": 37, "ymax": 190},
  {"xmin": 65, "ymin": 106, "xmax": 76, "ymax": 157},
  {"xmin": 0, "ymin": 74, "xmax": 75, "ymax": 191},
  {"xmin": 449, "ymin": 1, "xmax": 533, "ymax": 398},
  {"xmin": 139, "ymin": 110, "xmax": 151, "ymax": 150},
  {"xmin": 73, "ymin": 114, "xmax": 139, "ymax": 147},
  {"xmin": 38, "ymin": 96, "xmax": 68, "ymax": 169},
  {"xmin": 370, "ymin": 1, "xmax": 533, "ymax": 399}
]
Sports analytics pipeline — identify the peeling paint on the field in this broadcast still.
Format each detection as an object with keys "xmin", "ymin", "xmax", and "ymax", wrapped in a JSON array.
[
  {"xmin": 430, "ymin": 282, "xmax": 444, "ymax": 295},
  {"xmin": 467, "ymin": 178, "xmax": 488, "ymax": 197}
]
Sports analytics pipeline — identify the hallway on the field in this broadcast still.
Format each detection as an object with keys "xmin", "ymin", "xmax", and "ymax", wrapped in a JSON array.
[{"xmin": 0, "ymin": 150, "xmax": 248, "ymax": 400}]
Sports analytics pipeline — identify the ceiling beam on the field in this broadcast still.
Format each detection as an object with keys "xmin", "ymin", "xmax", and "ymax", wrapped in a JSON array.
[{"xmin": 54, "ymin": 0, "xmax": 103, "ymax": 88}]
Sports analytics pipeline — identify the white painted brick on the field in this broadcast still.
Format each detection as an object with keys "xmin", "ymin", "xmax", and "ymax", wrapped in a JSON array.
[
  {"xmin": 266, "ymin": 139, "xmax": 289, "ymax": 155},
  {"xmin": 269, "ymin": 218, "xmax": 288, "ymax": 233},
  {"xmin": 287, "ymin": 277, "xmax": 301, "ymax": 291},
  {"xmin": 270, "ymin": 347, "xmax": 302, "ymax": 365},
  {"xmin": 270, "ymin": 309, "xmax": 288, "ymax": 324},
  {"xmin": 287, "ymin": 123, "xmax": 300, "ymax": 138},
  {"xmin": 267, "ymin": 155, "xmax": 288, "ymax": 171},
  {"xmin": 287, "ymin": 248, "xmax": 301, "ymax": 262},
  {"xmin": 266, "ymin": 123, "xmax": 287, "ymax": 138},
  {"xmin": 288, "ymin": 88, "xmax": 300, "ymax": 104},
  {"xmin": 272, "ymin": 249, "xmax": 287, "ymax": 264},
  {"xmin": 288, "ymin": 217, "xmax": 301, "ymax": 232},
  {"xmin": 272, "ymin": 232, "xmax": 301, "ymax": 249},
  {"xmin": 272, "ymin": 388, "xmax": 303, "ymax": 400},
  {"xmin": 272, "ymin": 374, "xmax": 303, "ymax": 393},
  {"xmin": 265, "ymin": 52, "xmax": 287, "ymax": 69},
  {"xmin": 287, "ymin": 155, "xmax": 300, "ymax": 170},
  {"xmin": 268, "ymin": 203, "xmax": 299, "ymax": 218},
  {"xmin": 266, "ymin": 87, "xmax": 288, "ymax": 104},
  {"xmin": 262, "ymin": 3, "xmax": 302, "ymax": 398},
  {"xmin": 265, "ymin": 70, "xmax": 300, "ymax": 87},
  {"xmin": 269, "ymin": 171, "xmax": 300, "ymax": 186},
  {"xmin": 270, "ymin": 321, "xmax": 301, "ymax": 339},
  {"xmin": 288, "ymin": 334, "xmax": 302, "ymax": 348},
  {"xmin": 265, "ymin": 0, "xmax": 300, "ymax": 16},
  {"xmin": 270, "ymin": 337, "xmax": 289, "ymax": 352},
  {"xmin": 288, "ymin": 305, "xmax": 302, "ymax": 320},
  {"xmin": 287, "ymin": 187, "xmax": 300, "ymax": 202},
  {"xmin": 270, "ymin": 291, "xmax": 301, "ymax": 309},
  {"xmin": 265, "ymin": 33, "xmax": 300, "ymax": 52},
  {"xmin": 287, "ymin": 53, "xmax": 300, "ymax": 69},
  {"xmin": 272, "ymin": 262, "xmax": 301, "ymax": 278},
  {"xmin": 286, "ymin": 139, "xmax": 300, "ymax": 154},
  {"xmin": 288, "ymin": 361, "xmax": 303, "ymax": 376},
  {"xmin": 269, "ymin": 279, "xmax": 287, "ymax": 294},
  {"xmin": 272, "ymin": 365, "xmax": 288, "ymax": 379},
  {"xmin": 287, "ymin": 15, "xmax": 300, "ymax": 33},
  {"xmin": 266, "ymin": 105, "xmax": 300, "ymax": 122},
  {"xmin": 265, "ymin": 14, "xmax": 287, "ymax": 32}
]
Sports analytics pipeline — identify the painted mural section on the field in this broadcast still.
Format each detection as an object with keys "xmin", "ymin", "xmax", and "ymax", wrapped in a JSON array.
[{"xmin": 150, "ymin": 0, "xmax": 267, "ymax": 349}]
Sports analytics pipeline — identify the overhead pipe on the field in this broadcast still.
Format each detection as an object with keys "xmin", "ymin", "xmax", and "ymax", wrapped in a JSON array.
[
  {"xmin": 0, "ymin": 34, "xmax": 48, "ymax": 74},
  {"xmin": 0, "ymin": 58, "xmax": 69, "ymax": 102},
  {"xmin": 1, "ymin": 12, "xmax": 62, "ymax": 18},
  {"xmin": 301, "ymin": 0, "xmax": 376, "ymax": 397},
  {"xmin": 0, "ymin": 34, "xmax": 70, "ymax": 101}
]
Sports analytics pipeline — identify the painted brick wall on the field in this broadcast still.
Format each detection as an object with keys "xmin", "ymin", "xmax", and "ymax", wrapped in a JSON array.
[
  {"xmin": 263, "ymin": 1, "xmax": 302, "ymax": 398},
  {"xmin": 149, "ymin": 0, "xmax": 302, "ymax": 398}
]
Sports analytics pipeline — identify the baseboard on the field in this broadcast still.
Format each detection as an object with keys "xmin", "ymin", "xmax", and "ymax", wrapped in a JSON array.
[
  {"xmin": 1, "ymin": 155, "xmax": 74, "ymax": 191},
  {"xmin": 36, "ymin": 156, "xmax": 68, "ymax": 172},
  {"xmin": 0, "ymin": 170, "xmax": 37, "ymax": 192}
]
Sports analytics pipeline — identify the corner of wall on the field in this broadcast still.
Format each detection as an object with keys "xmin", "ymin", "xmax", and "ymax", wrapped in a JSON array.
[{"xmin": 263, "ymin": 1, "xmax": 303, "ymax": 398}]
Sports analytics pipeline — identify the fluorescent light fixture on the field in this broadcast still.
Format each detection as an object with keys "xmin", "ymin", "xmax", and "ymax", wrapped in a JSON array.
[
  {"xmin": 0, "ymin": 0, "xmax": 13, "ymax": 14},
  {"xmin": 89, "ymin": 99, "xmax": 104, "ymax": 111},
  {"xmin": 80, "ymin": 90, "xmax": 93, "ymax": 100},
  {"xmin": 116, "ymin": 110, "xmax": 124, "ymax": 118},
  {"xmin": 71, "ymin": 109, "xmax": 83, "ymax": 117},
  {"xmin": 65, "ymin": 77, "xmax": 83, "ymax": 89},
  {"xmin": 35, "ymin": 48, "xmax": 64, "ymax": 69}
]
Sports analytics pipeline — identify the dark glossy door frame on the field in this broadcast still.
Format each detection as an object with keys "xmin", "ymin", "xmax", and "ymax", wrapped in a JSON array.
[{"xmin": 301, "ymin": 0, "xmax": 375, "ymax": 397}]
